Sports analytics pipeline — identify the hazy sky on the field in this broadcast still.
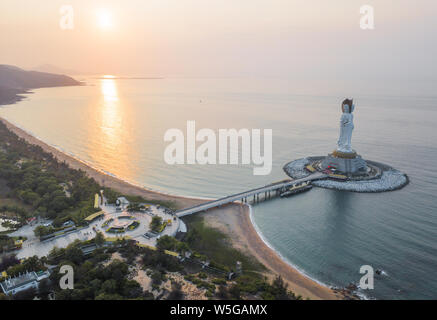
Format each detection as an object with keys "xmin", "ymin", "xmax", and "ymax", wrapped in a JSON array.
[{"xmin": 1, "ymin": 0, "xmax": 436, "ymax": 89}]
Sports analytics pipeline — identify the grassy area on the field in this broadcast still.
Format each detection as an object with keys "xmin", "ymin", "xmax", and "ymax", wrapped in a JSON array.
[{"xmin": 182, "ymin": 214, "xmax": 265, "ymax": 273}]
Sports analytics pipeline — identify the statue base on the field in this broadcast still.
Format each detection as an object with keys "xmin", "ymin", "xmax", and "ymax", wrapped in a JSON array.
[
  {"xmin": 321, "ymin": 150, "xmax": 367, "ymax": 175},
  {"xmin": 331, "ymin": 150, "xmax": 357, "ymax": 159}
]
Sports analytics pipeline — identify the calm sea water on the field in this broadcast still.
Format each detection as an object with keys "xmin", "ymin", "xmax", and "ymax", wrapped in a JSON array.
[{"xmin": 1, "ymin": 77, "xmax": 436, "ymax": 299}]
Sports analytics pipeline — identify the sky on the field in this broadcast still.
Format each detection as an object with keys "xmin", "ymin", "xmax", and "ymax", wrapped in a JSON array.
[{"xmin": 1, "ymin": 0, "xmax": 436, "ymax": 92}]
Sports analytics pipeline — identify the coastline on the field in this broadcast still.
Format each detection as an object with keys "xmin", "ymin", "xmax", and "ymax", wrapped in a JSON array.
[
  {"xmin": 201, "ymin": 204, "xmax": 341, "ymax": 300},
  {"xmin": 0, "ymin": 88, "xmax": 30, "ymax": 106},
  {"xmin": 0, "ymin": 115, "xmax": 342, "ymax": 300},
  {"xmin": 0, "ymin": 117, "xmax": 205, "ymax": 210}
]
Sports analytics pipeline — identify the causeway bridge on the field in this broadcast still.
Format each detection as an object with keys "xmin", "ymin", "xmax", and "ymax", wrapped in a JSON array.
[{"xmin": 176, "ymin": 172, "xmax": 327, "ymax": 217}]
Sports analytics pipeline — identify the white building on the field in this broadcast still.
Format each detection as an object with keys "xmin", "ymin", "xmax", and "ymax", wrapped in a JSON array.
[
  {"xmin": 116, "ymin": 197, "xmax": 130, "ymax": 211},
  {"xmin": 0, "ymin": 270, "xmax": 50, "ymax": 296}
]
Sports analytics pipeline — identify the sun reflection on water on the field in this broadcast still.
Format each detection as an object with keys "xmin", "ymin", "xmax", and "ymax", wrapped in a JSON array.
[
  {"xmin": 88, "ymin": 76, "xmax": 135, "ymax": 184},
  {"xmin": 100, "ymin": 77, "xmax": 120, "ymax": 141},
  {"xmin": 101, "ymin": 77, "xmax": 119, "ymax": 101}
]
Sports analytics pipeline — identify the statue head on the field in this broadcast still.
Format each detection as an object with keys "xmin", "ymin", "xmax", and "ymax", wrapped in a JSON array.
[{"xmin": 342, "ymin": 98, "xmax": 354, "ymax": 113}]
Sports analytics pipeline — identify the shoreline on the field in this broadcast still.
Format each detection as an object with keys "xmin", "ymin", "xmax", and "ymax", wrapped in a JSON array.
[
  {"xmin": 201, "ymin": 204, "xmax": 342, "ymax": 300},
  {"xmin": 0, "ymin": 115, "xmax": 342, "ymax": 300},
  {"xmin": 0, "ymin": 116, "xmax": 206, "ymax": 210},
  {"xmin": 247, "ymin": 204, "xmax": 330, "ymax": 289},
  {"xmin": 0, "ymin": 86, "xmax": 31, "ymax": 107}
]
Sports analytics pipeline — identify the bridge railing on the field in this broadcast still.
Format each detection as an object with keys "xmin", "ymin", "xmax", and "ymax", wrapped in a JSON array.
[
  {"xmin": 175, "ymin": 180, "xmax": 293, "ymax": 214},
  {"xmin": 175, "ymin": 173, "xmax": 327, "ymax": 216}
]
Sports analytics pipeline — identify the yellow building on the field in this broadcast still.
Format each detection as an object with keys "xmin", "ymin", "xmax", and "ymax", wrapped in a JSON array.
[
  {"xmin": 94, "ymin": 193, "xmax": 100, "ymax": 209},
  {"xmin": 14, "ymin": 239, "xmax": 23, "ymax": 249}
]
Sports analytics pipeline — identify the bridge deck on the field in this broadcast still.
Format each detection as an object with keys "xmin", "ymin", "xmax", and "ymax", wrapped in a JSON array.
[{"xmin": 176, "ymin": 172, "xmax": 327, "ymax": 217}]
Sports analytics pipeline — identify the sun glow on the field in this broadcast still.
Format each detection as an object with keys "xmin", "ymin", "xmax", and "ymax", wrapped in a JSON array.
[
  {"xmin": 97, "ymin": 10, "xmax": 113, "ymax": 29},
  {"xmin": 91, "ymin": 77, "xmax": 135, "ymax": 182},
  {"xmin": 99, "ymin": 77, "xmax": 121, "ymax": 149},
  {"xmin": 101, "ymin": 78, "xmax": 118, "ymax": 102}
]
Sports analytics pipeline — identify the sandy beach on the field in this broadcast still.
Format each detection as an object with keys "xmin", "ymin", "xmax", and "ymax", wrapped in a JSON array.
[
  {"xmin": 0, "ymin": 117, "xmax": 204, "ymax": 210},
  {"xmin": 203, "ymin": 204, "xmax": 341, "ymax": 300},
  {"xmin": 0, "ymin": 116, "xmax": 341, "ymax": 300}
]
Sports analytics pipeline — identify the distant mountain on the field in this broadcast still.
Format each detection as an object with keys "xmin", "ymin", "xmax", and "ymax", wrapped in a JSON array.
[
  {"xmin": 0, "ymin": 64, "xmax": 80, "ymax": 90},
  {"xmin": 33, "ymin": 64, "xmax": 80, "ymax": 76},
  {"xmin": 0, "ymin": 64, "xmax": 81, "ymax": 105}
]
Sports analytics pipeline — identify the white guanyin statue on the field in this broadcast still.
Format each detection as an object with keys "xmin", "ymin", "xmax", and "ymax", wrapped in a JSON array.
[{"xmin": 337, "ymin": 99, "xmax": 355, "ymax": 153}]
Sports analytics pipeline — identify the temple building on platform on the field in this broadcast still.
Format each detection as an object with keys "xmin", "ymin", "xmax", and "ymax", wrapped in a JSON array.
[{"xmin": 0, "ymin": 270, "xmax": 50, "ymax": 296}]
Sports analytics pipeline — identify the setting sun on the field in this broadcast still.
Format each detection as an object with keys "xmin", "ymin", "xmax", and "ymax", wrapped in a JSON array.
[{"xmin": 97, "ymin": 10, "xmax": 113, "ymax": 29}]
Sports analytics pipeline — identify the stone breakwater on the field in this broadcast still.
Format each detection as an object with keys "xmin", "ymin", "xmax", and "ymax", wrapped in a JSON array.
[{"xmin": 284, "ymin": 157, "xmax": 409, "ymax": 193}]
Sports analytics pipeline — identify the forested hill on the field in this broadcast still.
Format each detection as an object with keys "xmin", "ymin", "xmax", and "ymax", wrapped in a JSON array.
[
  {"xmin": 0, "ymin": 119, "xmax": 101, "ymax": 226},
  {"xmin": 0, "ymin": 64, "xmax": 81, "ymax": 105}
]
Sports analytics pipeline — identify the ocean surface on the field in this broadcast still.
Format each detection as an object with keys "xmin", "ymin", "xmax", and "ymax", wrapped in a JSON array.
[{"xmin": 1, "ymin": 77, "xmax": 436, "ymax": 299}]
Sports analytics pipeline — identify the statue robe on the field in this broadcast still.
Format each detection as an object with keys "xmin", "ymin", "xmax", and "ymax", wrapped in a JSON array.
[{"xmin": 337, "ymin": 113, "xmax": 354, "ymax": 153}]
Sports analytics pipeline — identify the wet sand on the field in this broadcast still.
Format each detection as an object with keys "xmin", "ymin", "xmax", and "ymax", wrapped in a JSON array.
[
  {"xmin": 0, "ymin": 116, "xmax": 341, "ymax": 300},
  {"xmin": 203, "ymin": 204, "xmax": 341, "ymax": 300}
]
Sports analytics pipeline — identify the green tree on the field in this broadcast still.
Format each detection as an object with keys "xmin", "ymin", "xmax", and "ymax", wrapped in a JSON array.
[
  {"xmin": 156, "ymin": 235, "xmax": 179, "ymax": 251},
  {"xmin": 89, "ymin": 279, "xmax": 102, "ymax": 292},
  {"xmin": 271, "ymin": 275, "xmax": 294, "ymax": 300},
  {"xmin": 64, "ymin": 246, "xmax": 84, "ymax": 265},
  {"xmin": 6, "ymin": 255, "xmax": 45, "ymax": 277},
  {"xmin": 95, "ymin": 293, "xmax": 123, "ymax": 300},
  {"xmin": 34, "ymin": 225, "xmax": 53, "ymax": 237},
  {"xmin": 150, "ymin": 216, "xmax": 163, "ymax": 232},
  {"xmin": 12, "ymin": 287, "xmax": 37, "ymax": 300},
  {"xmin": 151, "ymin": 271, "xmax": 163, "ymax": 286},
  {"xmin": 101, "ymin": 279, "xmax": 118, "ymax": 294},
  {"xmin": 94, "ymin": 231, "xmax": 105, "ymax": 246},
  {"xmin": 167, "ymin": 281, "xmax": 184, "ymax": 300},
  {"xmin": 38, "ymin": 278, "xmax": 52, "ymax": 300},
  {"xmin": 228, "ymin": 285, "xmax": 241, "ymax": 299}
]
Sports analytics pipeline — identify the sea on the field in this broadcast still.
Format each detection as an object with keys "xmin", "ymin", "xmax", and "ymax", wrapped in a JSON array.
[{"xmin": 1, "ymin": 76, "xmax": 436, "ymax": 299}]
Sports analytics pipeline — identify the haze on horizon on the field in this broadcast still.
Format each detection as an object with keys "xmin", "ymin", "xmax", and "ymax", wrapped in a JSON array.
[{"xmin": 1, "ymin": 0, "xmax": 436, "ymax": 95}]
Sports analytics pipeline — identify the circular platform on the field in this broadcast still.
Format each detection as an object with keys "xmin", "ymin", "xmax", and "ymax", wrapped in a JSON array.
[
  {"xmin": 284, "ymin": 156, "xmax": 409, "ymax": 193},
  {"xmin": 100, "ymin": 213, "xmax": 140, "ymax": 233}
]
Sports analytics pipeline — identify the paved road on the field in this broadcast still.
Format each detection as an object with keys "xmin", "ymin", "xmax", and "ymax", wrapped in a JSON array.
[
  {"xmin": 176, "ymin": 172, "xmax": 327, "ymax": 217},
  {"xmin": 11, "ymin": 223, "xmax": 95, "ymax": 259}
]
